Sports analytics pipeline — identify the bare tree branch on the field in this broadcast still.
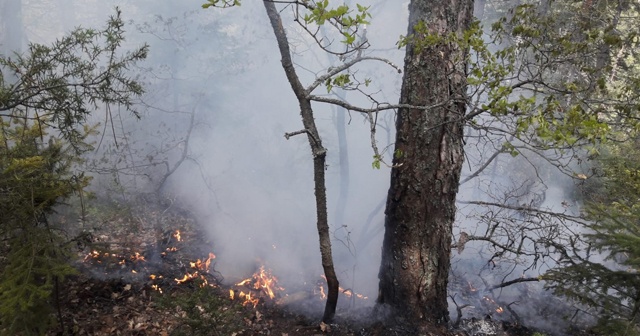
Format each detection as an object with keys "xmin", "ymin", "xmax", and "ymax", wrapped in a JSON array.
[{"xmin": 306, "ymin": 56, "xmax": 401, "ymax": 93}]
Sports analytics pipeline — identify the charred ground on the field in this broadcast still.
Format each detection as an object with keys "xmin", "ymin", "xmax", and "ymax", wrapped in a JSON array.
[{"xmin": 45, "ymin": 198, "xmax": 592, "ymax": 336}]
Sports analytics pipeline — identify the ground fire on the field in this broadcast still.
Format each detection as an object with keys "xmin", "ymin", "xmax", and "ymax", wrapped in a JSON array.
[
  {"xmin": 319, "ymin": 275, "xmax": 368, "ymax": 301},
  {"xmin": 230, "ymin": 265, "xmax": 284, "ymax": 307},
  {"xmin": 81, "ymin": 229, "xmax": 367, "ymax": 313},
  {"xmin": 173, "ymin": 252, "xmax": 217, "ymax": 287}
]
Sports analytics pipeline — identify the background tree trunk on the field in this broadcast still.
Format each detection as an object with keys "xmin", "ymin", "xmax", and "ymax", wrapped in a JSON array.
[{"xmin": 377, "ymin": 0, "xmax": 473, "ymax": 327}]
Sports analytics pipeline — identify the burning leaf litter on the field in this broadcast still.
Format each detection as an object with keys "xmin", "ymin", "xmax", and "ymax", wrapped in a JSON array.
[
  {"xmin": 319, "ymin": 275, "xmax": 368, "ymax": 300},
  {"xmin": 173, "ymin": 229, "xmax": 182, "ymax": 241},
  {"xmin": 63, "ymin": 211, "xmax": 538, "ymax": 336},
  {"xmin": 230, "ymin": 265, "xmax": 285, "ymax": 307}
]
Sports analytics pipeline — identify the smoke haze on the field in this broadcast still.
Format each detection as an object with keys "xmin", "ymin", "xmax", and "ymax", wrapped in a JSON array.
[{"xmin": 11, "ymin": 0, "xmax": 594, "ymax": 332}]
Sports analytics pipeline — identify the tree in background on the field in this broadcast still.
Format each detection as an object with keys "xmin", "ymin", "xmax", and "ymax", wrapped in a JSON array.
[{"xmin": 0, "ymin": 9, "xmax": 147, "ymax": 333}]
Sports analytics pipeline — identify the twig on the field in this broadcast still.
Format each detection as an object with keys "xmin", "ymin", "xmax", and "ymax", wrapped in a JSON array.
[
  {"xmin": 450, "ymin": 294, "xmax": 471, "ymax": 327},
  {"xmin": 284, "ymin": 129, "xmax": 308, "ymax": 139},
  {"xmin": 488, "ymin": 277, "xmax": 540, "ymax": 290}
]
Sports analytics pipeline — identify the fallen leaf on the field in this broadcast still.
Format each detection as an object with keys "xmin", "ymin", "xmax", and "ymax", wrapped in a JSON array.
[{"xmin": 320, "ymin": 321, "xmax": 331, "ymax": 333}]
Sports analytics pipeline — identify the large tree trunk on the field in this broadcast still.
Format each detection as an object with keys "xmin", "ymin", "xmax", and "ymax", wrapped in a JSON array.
[{"xmin": 377, "ymin": 0, "xmax": 473, "ymax": 328}]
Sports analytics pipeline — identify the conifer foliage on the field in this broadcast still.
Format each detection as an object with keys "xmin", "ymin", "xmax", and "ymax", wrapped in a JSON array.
[
  {"xmin": 546, "ymin": 136, "xmax": 640, "ymax": 333},
  {"xmin": 0, "ymin": 9, "xmax": 147, "ymax": 334}
]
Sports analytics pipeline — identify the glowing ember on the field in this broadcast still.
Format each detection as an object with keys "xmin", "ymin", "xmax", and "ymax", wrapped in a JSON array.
[
  {"xmin": 131, "ymin": 252, "xmax": 146, "ymax": 262},
  {"xmin": 83, "ymin": 250, "xmax": 100, "ymax": 262},
  {"xmin": 482, "ymin": 296, "xmax": 504, "ymax": 314},
  {"xmin": 173, "ymin": 230, "xmax": 181, "ymax": 242},
  {"xmin": 229, "ymin": 289, "xmax": 235, "ymax": 300},
  {"xmin": 467, "ymin": 281, "xmax": 478, "ymax": 292},
  {"xmin": 316, "ymin": 285, "xmax": 327, "ymax": 299}
]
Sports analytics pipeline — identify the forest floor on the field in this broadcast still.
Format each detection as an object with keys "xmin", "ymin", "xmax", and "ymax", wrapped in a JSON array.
[{"xmin": 45, "ymin": 199, "xmax": 589, "ymax": 336}]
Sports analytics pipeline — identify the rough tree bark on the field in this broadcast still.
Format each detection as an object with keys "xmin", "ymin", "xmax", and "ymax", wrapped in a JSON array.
[
  {"xmin": 377, "ymin": 0, "xmax": 474, "ymax": 328},
  {"xmin": 263, "ymin": 1, "xmax": 340, "ymax": 323}
]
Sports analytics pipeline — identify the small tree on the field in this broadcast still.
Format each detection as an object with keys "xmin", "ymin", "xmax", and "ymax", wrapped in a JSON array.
[
  {"xmin": 545, "ymin": 135, "xmax": 640, "ymax": 333},
  {"xmin": 0, "ymin": 8, "xmax": 147, "ymax": 334}
]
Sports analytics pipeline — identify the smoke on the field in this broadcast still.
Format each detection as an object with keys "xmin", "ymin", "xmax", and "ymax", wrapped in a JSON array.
[
  {"xmin": 74, "ymin": 0, "xmax": 409, "ymax": 304},
  {"xmin": 17, "ymin": 0, "xmax": 598, "ymax": 332}
]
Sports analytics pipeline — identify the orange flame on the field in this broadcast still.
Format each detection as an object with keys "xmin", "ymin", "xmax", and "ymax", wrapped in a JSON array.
[
  {"xmin": 190, "ymin": 253, "xmax": 216, "ymax": 272},
  {"xmin": 174, "ymin": 253, "xmax": 218, "ymax": 288},
  {"xmin": 175, "ymin": 272, "xmax": 199, "ymax": 284},
  {"xmin": 236, "ymin": 278, "xmax": 252, "ymax": 286},
  {"xmin": 238, "ymin": 291, "xmax": 260, "ymax": 308},
  {"xmin": 173, "ymin": 230, "xmax": 182, "ymax": 242},
  {"xmin": 230, "ymin": 266, "xmax": 283, "ymax": 307},
  {"xmin": 253, "ymin": 266, "xmax": 278, "ymax": 299},
  {"xmin": 318, "ymin": 275, "xmax": 368, "ymax": 300},
  {"xmin": 341, "ymin": 289, "xmax": 368, "ymax": 300}
]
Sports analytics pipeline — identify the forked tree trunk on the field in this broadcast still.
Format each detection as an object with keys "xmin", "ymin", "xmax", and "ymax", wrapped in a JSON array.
[{"xmin": 377, "ymin": 0, "xmax": 473, "ymax": 328}]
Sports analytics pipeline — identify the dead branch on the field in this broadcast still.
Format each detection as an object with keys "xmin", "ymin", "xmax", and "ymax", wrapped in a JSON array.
[
  {"xmin": 458, "ymin": 200, "xmax": 587, "ymax": 223},
  {"xmin": 309, "ymin": 95, "xmax": 458, "ymax": 114},
  {"xmin": 156, "ymin": 101, "xmax": 198, "ymax": 193},
  {"xmin": 284, "ymin": 129, "xmax": 308, "ymax": 139},
  {"xmin": 460, "ymin": 147, "xmax": 505, "ymax": 185},
  {"xmin": 450, "ymin": 294, "xmax": 472, "ymax": 327},
  {"xmin": 488, "ymin": 277, "xmax": 540, "ymax": 291}
]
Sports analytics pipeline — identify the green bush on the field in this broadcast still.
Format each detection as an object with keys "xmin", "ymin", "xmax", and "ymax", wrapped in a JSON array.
[{"xmin": 0, "ymin": 8, "xmax": 146, "ymax": 334}]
